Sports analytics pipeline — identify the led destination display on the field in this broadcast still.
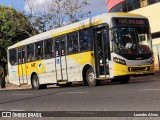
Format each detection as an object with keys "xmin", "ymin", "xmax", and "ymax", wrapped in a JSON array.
[{"xmin": 112, "ymin": 18, "xmax": 149, "ymax": 27}]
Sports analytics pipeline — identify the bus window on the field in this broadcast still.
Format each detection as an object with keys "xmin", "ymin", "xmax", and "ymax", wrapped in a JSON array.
[
  {"xmin": 17, "ymin": 47, "xmax": 26, "ymax": 64},
  {"xmin": 44, "ymin": 39, "xmax": 54, "ymax": 59},
  {"xmin": 18, "ymin": 49, "xmax": 22, "ymax": 64},
  {"xmin": 35, "ymin": 41, "xmax": 43, "ymax": 60},
  {"xmin": 55, "ymin": 40, "xmax": 60, "ymax": 57},
  {"xmin": 9, "ymin": 49, "xmax": 17, "ymax": 66},
  {"xmin": 22, "ymin": 47, "xmax": 26, "ymax": 64},
  {"xmin": 67, "ymin": 32, "xmax": 78, "ymax": 54},
  {"xmin": 27, "ymin": 44, "xmax": 34, "ymax": 62},
  {"xmin": 79, "ymin": 28, "xmax": 93, "ymax": 52}
]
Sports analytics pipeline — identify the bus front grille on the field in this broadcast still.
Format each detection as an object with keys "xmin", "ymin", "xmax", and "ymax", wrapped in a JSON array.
[{"xmin": 128, "ymin": 66, "xmax": 150, "ymax": 72}]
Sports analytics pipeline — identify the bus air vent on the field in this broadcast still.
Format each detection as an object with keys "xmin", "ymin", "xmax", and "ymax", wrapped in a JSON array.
[{"xmin": 128, "ymin": 66, "xmax": 150, "ymax": 72}]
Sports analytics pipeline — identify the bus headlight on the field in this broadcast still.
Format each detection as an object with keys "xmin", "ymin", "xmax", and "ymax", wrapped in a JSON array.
[{"xmin": 113, "ymin": 57, "xmax": 126, "ymax": 65}]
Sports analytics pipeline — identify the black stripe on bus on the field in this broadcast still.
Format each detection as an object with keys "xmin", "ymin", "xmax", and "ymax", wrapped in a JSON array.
[{"xmin": 152, "ymin": 32, "xmax": 160, "ymax": 39}]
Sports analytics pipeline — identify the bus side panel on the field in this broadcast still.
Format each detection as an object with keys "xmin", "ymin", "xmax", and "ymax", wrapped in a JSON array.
[
  {"xmin": 8, "ymin": 64, "xmax": 20, "ymax": 85},
  {"xmin": 108, "ymin": 61, "xmax": 115, "ymax": 78},
  {"xmin": 67, "ymin": 51, "xmax": 95, "ymax": 82},
  {"xmin": 67, "ymin": 54, "xmax": 81, "ymax": 82},
  {"xmin": 43, "ymin": 59, "xmax": 57, "ymax": 84},
  {"xmin": 16, "ymin": 64, "xmax": 28, "ymax": 84},
  {"xmin": 25, "ymin": 60, "xmax": 47, "ymax": 85}
]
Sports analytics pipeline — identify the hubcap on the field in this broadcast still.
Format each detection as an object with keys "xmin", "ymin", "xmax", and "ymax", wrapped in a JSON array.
[{"xmin": 88, "ymin": 72, "xmax": 95, "ymax": 83}]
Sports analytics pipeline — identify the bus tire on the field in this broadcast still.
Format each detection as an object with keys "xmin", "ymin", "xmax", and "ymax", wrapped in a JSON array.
[
  {"xmin": 120, "ymin": 76, "xmax": 130, "ymax": 84},
  {"xmin": 86, "ymin": 67, "xmax": 97, "ymax": 87},
  {"xmin": 31, "ymin": 74, "xmax": 40, "ymax": 90}
]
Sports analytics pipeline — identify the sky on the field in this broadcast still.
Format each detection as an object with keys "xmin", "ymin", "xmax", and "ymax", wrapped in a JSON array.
[{"xmin": 0, "ymin": 0, "xmax": 107, "ymax": 17}]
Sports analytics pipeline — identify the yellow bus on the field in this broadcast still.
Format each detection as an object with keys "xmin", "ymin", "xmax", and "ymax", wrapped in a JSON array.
[{"xmin": 8, "ymin": 12, "xmax": 154, "ymax": 90}]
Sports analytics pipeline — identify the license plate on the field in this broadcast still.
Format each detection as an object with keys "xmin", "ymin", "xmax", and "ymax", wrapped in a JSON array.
[{"xmin": 136, "ymin": 72, "xmax": 143, "ymax": 74}]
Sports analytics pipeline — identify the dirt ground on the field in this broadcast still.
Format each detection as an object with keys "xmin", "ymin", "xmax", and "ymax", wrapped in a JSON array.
[{"xmin": 0, "ymin": 83, "xmax": 32, "ymax": 90}]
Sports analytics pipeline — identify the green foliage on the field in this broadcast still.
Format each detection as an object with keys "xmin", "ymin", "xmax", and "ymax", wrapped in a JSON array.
[
  {"xmin": 0, "ymin": 6, "xmax": 35, "ymax": 88},
  {"xmin": 0, "ymin": 39, "xmax": 12, "ymax": 64},
  {"xmin": 0, "ymin": 5, "xmax": 34, "ymax": 64},
  {"xmin": 0, "ymin": 6, "xmax": 34, "ymax": 43}
]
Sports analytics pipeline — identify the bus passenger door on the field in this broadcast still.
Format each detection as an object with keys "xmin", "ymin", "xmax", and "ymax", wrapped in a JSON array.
[
  {"xmin": 94, "ymin": 27, "xmax": 109, "ymax": 78},
  {"xmin": 55, "ymin": 37, "xmax": 68, "ymax": 82},
  {"xmin": 17, "ymin": 47, "xmax": 28, "ymax": 85}
]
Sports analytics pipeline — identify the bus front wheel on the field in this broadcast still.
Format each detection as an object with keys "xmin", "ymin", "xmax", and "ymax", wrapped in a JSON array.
[{"xmin": 86, "ymin": 67, "xmax": 97, "ymax": 87}]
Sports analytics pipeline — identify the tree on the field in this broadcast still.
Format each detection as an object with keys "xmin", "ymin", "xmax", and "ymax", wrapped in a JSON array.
[
  {"xmin": 0, "ymin": 5, "xmax": 35, "ymax": 88},
  {"xmin": 23, "ymin": 0, "xmax": 91, "ymax": 32}
]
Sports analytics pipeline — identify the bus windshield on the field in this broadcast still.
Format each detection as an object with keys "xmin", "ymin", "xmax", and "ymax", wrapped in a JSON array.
[{"xmin": 111, "ymin": 27, "xmax": 152, "ymax": 59}]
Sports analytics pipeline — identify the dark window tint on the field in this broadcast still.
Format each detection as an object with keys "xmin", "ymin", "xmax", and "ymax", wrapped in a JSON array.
[
  {"xmin": 18, "ymin": 49, "xmax": 22, "ymax": 64},
  {"xmin": 35, "ymin": 41, "xmax": 43, "ymax": 60},
  {"xmin": 55, "ymin": 37, "xmax": 66, "ymax": 57},
  {"xmin": 79, "ymin": 28, "xmax": 93, "ymax": 52},
  {"xmin": 17, "ymin": 47, "xmax": 26, "ymax": 64},
  {"xmin": 61, "ymin": 38, "xmax": 65, "ymax": 56},
  {"xmin": 126, "ymin": 0, "xmax": 134, "ymax": 11},
  {"xmin": 55, "ymin": 40, "xmax": 60, "ymax": 57},
  {"xmin": 148, "ymin": 0, "xmax": 157, "ymax": 4},
  {"xmin": 9, "ymin": 49, "xmax": 17, "ymax": 66},
  {"xmin": 22, "ymin": 48, "xmax": 26, "ymax": 64},
  {"xmin": 27, "ymin": 44, "xmax": 34, "ymax": 62},
  {"xmin": 122, "ymin": 2, "xmax": 127, "ymax": 12},
  {"xmin": 133, "ymin": 0, "xmax": 141, "ymax": 9},
  {"xmin": 67, "ymin": 32, "xmax": 78, "ymax": 54},
  {"xmin": 44, "ymin": 39, "xmax": 54, "ymax": 59}
]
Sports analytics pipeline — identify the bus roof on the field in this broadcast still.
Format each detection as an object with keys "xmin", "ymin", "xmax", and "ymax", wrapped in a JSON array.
[{"xmin": 8, "ymin": 12, "xmax": 146, "ymax": 49}]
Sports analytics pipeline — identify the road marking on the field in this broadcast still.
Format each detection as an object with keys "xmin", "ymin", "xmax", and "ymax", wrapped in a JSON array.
[
  {"xmin": 57, "ymin": 91, "xmax": 88, "ymax": 94},
  {"xmin": 138, "ymin": 89, "xmax": 160, "ymax": 92},
  {"xmin": 12, "ymin": 94, "xmax": 33, "ymax": 96}
]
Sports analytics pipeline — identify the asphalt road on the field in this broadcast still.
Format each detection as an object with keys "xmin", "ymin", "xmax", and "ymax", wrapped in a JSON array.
[{"xmin": 0, "ymin": 74, "xmax": 160, "ymax": 119}]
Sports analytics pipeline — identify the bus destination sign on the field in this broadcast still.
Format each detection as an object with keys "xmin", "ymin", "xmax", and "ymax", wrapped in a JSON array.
[{"xmin": 113, "ymin": 18, "xmax": 148, "ymax": 27}]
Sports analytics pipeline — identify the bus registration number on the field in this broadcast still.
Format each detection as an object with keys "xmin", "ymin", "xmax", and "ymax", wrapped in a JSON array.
[{"xmin": 136, "ymin": 72, "xmax": 143, "ymax": 74}]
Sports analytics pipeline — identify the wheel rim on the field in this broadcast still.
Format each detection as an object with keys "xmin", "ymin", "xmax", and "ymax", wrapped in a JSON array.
[{"xmin": 88, "ymin": 72, "xmax": 95, "ymax": 83}]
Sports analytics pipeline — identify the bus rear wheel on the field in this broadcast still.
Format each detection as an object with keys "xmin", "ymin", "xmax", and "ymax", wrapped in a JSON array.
[
  {"xmin": 86, "ymin": 67, "xmax": 97, "ymax": 87},
  {"xmin": 31, "ymin": 74, "xmax": 47, "ymax": 90},
  {"xmin": 31, "ymin": 74, "xmax": 40, "ymax": 90}
]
